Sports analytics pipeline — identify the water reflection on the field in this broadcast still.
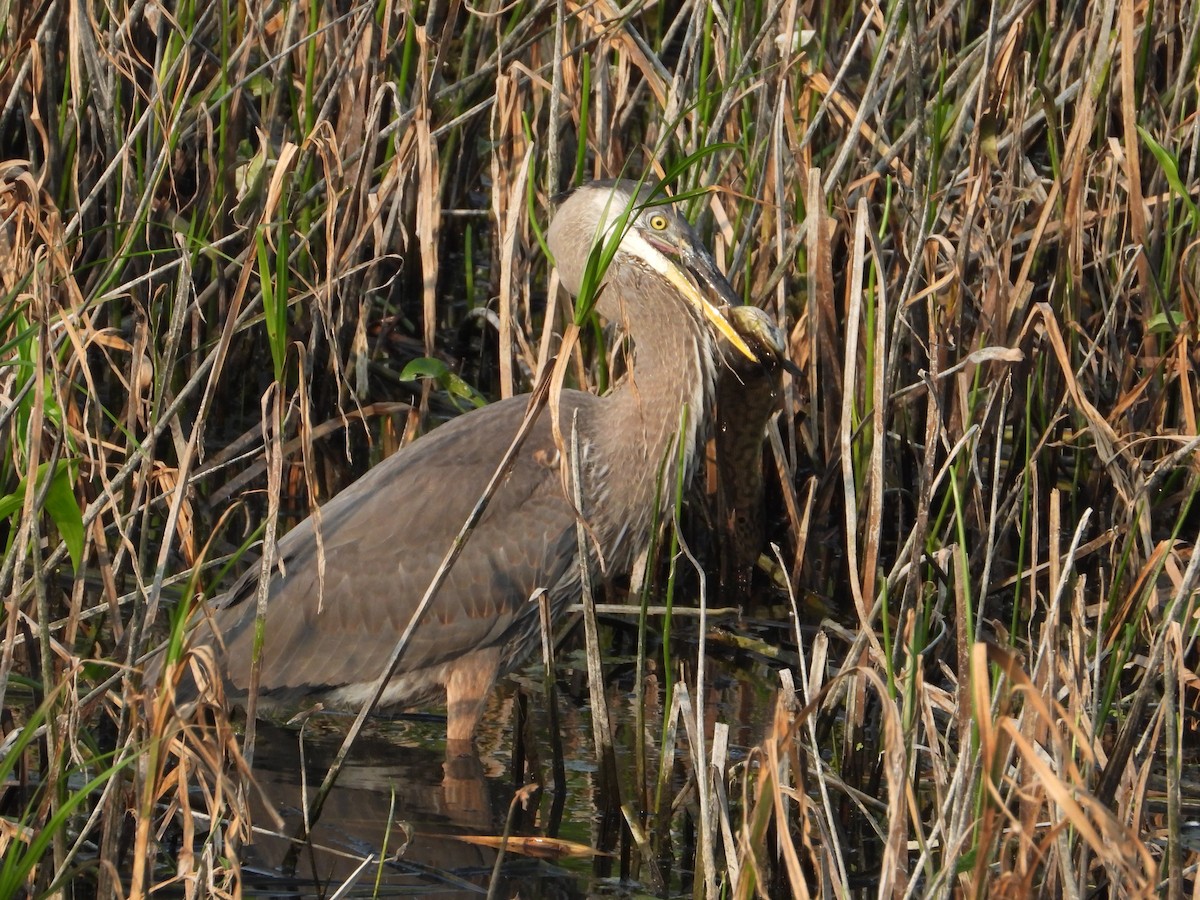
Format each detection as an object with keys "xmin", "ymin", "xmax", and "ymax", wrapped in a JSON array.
[
  {"xmin": 243, "ymin": 715, "xmax": 583, "ymax": 898},
  {"xmin": 237, "ymin": 646, "xmax": 784, "ymax": 897}
]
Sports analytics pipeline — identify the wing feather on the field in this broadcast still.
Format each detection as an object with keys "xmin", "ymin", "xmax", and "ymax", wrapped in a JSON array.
[{"xmin": 204, "ymin": 393, "xmax": 593, "ymax": 707}]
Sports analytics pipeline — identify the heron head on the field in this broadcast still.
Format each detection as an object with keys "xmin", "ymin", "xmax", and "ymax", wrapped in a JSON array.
[{"xmin": 547, "ymin": 180, "xmax": 758, "ymax": 363}]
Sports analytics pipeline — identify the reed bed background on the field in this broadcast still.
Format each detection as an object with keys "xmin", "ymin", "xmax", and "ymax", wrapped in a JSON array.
[{"xmin": 2, "ymin": 0, "xmax": 1199, "ymax": 895}]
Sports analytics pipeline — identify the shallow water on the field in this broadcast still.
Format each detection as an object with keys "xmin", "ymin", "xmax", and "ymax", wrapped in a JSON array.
[{"xmin": 238, "ymin": 640, "xmax": 787, "ymax": 898}]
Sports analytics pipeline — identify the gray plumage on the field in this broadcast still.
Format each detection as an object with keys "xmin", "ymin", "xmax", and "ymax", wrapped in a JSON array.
[{"xmin": 176, "ymin": 179, "xmax": 757, "ymax": 745}]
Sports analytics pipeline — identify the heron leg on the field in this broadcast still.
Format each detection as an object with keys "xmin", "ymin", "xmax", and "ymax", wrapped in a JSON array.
[
  {"xmin": 444, "ymin": 645, "xmax": 502, "ymax": 752},
  {"xmin": 442, "ymin": 752, "xmax": 489, "ymax": 818}
]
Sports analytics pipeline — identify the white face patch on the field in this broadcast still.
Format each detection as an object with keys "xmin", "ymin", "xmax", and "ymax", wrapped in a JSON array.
[
  {"xmin": 628, "ymin": 229, "xmax": 759, "ymax": 363},
  {"xmin": 585, "ymin": 195, "xmax": 687, "ymax": 299},
  {"xmin": 586, "ymin": 190, "xmax": 758, "ymax": 363},
  {"xmin": 619, "ymin": 227, "xmax": 676, "ymax": 280}
]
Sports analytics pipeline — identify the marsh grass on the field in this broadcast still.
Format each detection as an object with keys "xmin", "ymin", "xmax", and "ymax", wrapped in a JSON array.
[{"xmin": 2, "ymin": 0, "xmax": 1199, "ymax": 895}]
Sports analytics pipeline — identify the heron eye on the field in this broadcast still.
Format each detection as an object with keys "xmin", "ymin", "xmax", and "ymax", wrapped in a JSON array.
[{"xmin": 649, "ymin": 214, "xmax": 669, "ymax": 231}]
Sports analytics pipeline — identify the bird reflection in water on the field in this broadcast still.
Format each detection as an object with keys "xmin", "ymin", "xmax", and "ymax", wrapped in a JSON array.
[{"xmin": 241, "ymin": 717, "xmax": 584, "ymax": 898}]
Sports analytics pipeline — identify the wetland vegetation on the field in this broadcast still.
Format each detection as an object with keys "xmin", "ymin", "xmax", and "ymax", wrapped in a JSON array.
[{"xmin": 2, "ymin": 0, "xmax": 1199, "ymax": 896}]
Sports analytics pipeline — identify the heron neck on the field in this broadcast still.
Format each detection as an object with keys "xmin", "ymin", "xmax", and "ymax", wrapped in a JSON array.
[{"xmin": 590, "ymin": 302, "xmax": 717, "ymax": 527}]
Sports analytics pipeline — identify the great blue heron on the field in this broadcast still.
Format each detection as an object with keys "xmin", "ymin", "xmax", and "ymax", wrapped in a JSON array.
[{"xmin": 166, "ymin": 179, "xmax": 762, "ymax": 749}]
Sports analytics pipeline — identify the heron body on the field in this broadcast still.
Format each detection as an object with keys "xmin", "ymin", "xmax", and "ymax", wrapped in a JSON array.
[{"xmin": 186, "ymin": 180, "xmax": 756, "ymax": 746}]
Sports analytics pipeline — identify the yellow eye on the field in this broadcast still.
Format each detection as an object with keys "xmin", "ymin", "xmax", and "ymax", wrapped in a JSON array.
[{"xmin": 649, "ymin": 214, "xmax": 669, "ymax": 231}]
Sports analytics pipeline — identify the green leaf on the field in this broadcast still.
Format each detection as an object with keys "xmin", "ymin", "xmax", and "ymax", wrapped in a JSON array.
[
  {"xmin": 399, "ymin": 357, "xmax": 450, "ymax": 381},
  {"xmin": 256, "ymin": 224, "xmax": 288, "ymax": 384},
  {"xmin": 1138, "ymin": 126, "xmax": 1200, "ymax": 227},
  {"xmin": 44, "ymin": 462, "xmax": 84, "ymax": 573},
  {"xmin": 1147, "ymin": 309, "xmax": 1185, "ymax": 334},
  {"xmin": 0, "ymin": 461, "xmax": 85, "ymax": 573},
  {"xmin": 0, "ymin": 486, "xmax": 22, "ymax": 520},
  {"xmin": 399, "ymin": 358, "xmax": 487, "ymax": 410},
  {"xmin": 445, "ymin": 372, "xmax": 487, "ymax": 409}
]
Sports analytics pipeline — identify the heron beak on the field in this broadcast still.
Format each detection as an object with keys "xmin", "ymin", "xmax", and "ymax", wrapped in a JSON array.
[
  {"xmin": 667, "ymin": 252, "xmax": 758, "ymax": 363},
  {"xmin": 627, "ymin": 221, "xmax": 757, "ymax": 363}
]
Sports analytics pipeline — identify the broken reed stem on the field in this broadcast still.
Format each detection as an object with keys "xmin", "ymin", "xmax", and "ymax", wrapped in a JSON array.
[
  {"xmin": 537, "ymin": 591, "xmax": 567, "ymax": 830},
  {"xmin": 569, "ymin": 408, "xmax": 619, "ymax": 797}
]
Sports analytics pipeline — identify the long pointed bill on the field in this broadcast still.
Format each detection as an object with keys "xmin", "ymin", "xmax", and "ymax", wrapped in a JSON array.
[
  {"xmin": 619, "ymin": 225, "xmax": 758, "ymax": 363},
  {"xmin": 662, "ymin": 264, "xmax": 758, "ymax": 363},
  {"xmin": 678, "ymin": 251, "xmax": 760, "ymax": 363},
  {"xmin": 619, "ymin": 229, "xmax": 758, "ymax": 362}
]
